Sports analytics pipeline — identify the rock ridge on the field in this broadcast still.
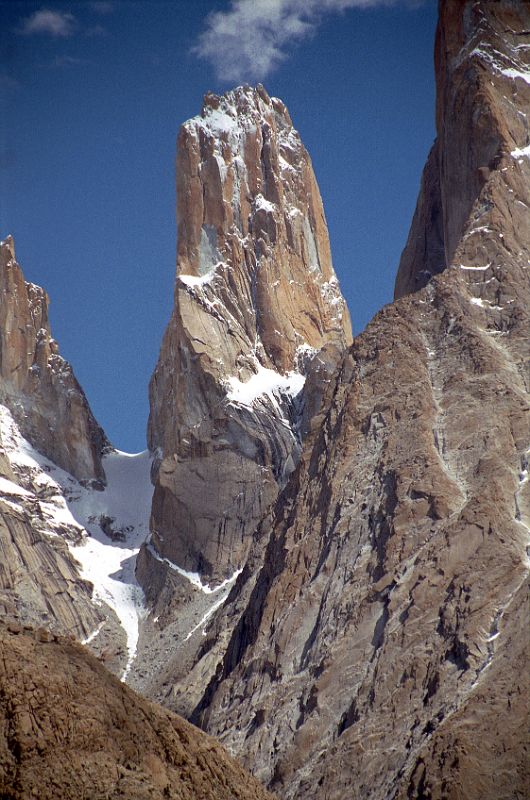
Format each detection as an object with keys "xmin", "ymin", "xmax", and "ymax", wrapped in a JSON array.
[
  {"xmin": 0, "ymin": 620, "xmax": 276, "ymax": 800},
  {"xmin": 0, "ymin": 236, "xmax": 107, "ymax": 484}
]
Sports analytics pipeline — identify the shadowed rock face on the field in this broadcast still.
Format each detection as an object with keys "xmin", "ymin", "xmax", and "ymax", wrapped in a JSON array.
[
  {"xmin": 165, "ymin": 3, "xmax": 529, "ymax": 798},
  {"xmin": 142, "ymin": 84, "xmax": 352, "ymax": 594},
  {"xmin": 0, "ymin": 622, "xmax": 276, "ymax": 800},
  {"xmin": 0, "ymin": 237, "xmax": 107, "ymax": 484}
]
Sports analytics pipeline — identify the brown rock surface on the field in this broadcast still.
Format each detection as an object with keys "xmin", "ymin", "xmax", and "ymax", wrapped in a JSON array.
[
  {"xmin": 141, "ymin": 85, "xmax": 351, "ymax": 598},
  {"xmin": 164, "ymin": 3, "xmax": 530, "ymax": 798},
  {"xmin": 0, "ymin": 236, "xmax": 107, "ymax": 484},
  {"xmin": 0, "ymin": 622, "xmax": 276, "ymax": 800}
]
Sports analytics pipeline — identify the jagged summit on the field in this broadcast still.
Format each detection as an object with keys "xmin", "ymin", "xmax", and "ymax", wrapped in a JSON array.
[
  {"xmin": 1, "ymin": 234, "xmax": 15, "ymax": 260},
  {"xmin": 171, "ymin": 81, "xmax": 351, "ymax": 367},
  {"xmin": 198, "ymin": 83, "xmax": 292, "ymax": 127}
]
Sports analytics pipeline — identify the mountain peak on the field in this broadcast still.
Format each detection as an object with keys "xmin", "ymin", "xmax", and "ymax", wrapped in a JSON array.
[{"xmin": 143, "ymin": 87, "xmax": 352, "ymax": 601}]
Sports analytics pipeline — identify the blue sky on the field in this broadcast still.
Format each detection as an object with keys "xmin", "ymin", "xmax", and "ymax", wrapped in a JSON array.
[{"xmin": 1, "ymin": 0, "xmax": 438, "ymax": 451}]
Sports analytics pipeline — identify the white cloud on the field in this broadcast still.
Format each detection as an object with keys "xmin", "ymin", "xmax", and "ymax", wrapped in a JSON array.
[
  {"xmin": 20, "ymin": 9, "xmax": 76, "ymax": 37},
  {"xmin": 193, "ymin": 0, "xmax": 400, "ymax": 82}
]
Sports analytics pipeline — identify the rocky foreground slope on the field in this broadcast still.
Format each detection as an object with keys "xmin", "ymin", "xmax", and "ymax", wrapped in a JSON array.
[
  {"xmin": 161, "ymin": 3, "xmax": 530, "ymax": 798},
  {"xmin": 0, "ymin": 621, "xmax": 275, "ymax": 800}
]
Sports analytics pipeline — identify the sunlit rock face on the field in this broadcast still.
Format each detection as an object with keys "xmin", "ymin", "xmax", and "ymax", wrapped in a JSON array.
[
  {"xmin": 0, "ymin": 236, "xmax": 107, "ymax": 485},
  {"xmin": 143, "ymin": 85, "xmax": 352, "ymax": 593},
  {"xmin": 169, "ymin": 4, "xmax": 529, "ymax": 799}
]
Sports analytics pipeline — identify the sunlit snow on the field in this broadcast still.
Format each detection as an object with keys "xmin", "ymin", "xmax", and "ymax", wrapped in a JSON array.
[
  {"xmin": 502, "ymin": 68, "xmax": 530, "ymax": 85},
  {"xmin": 0, "ymin": 404, "xmax": 153, "ymax": 680},
  {"xmin": 146, "ymin": 540, "xmax": 240, "ymax": 594},
  {"xmin": 225, "ymin": 365, "xmax": 305, "ymax": 406},
  {"xmin": 512, "ymin": 144, "xmax": 530, "ymax": 159}
]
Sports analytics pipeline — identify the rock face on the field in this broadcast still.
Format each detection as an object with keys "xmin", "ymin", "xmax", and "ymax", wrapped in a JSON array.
[
  {"xmin": 395, "ymin": 0, "xmax": 530, "ymax": 299},
  {"xmin": 0, "ymin": 244, "xmax": 152, "ymax": 679},
  {"xmin": 0, "ymin": 242, "xmax": 108, "ymax": 652},
  {"xmin": 0, "ymin": 237, "xmax": 107, "ymax": 484},
  {"xmin": 0, "ymin": 621, "xmax": 276, "ymax": 800},
  {"xmin": 166, "ymin": 4, "xmax": 530, "ymax": 798},
  {"xmin": 143, "ymin": 85, "xmax": 351, "ymax": 592}
]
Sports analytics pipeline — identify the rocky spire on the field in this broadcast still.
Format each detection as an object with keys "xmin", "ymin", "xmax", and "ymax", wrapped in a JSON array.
[{"xmin": 142, "ymin": 85, "xmax": 352, "ymax": 591}]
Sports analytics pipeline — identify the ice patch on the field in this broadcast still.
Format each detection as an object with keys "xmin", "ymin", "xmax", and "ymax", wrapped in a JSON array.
[
  {"xmin": 198, "ymin": 224, "xmax": 220, "ymax": 276},
  {"xmin": 459, "ymin": 263, "xmax": 491, "ymax": 271},
  {"xmin": 303, "ymin": 215, "xmax": 320, "ymax": 272}
]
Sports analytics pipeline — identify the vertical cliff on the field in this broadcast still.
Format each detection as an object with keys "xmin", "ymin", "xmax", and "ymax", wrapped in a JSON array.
[
  {"xmin": 173, "ymin": 4, "xmax": 530, "ymax": 798},
  {"xmin": 142, "ymin": 85, "xmax": 351, "ymax": 596}
]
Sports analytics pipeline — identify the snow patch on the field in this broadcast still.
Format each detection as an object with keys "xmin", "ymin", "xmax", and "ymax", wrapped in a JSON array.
[
  {"xmin": 254, "ymin": 194, "xmax": 276, "ymax": 214},
  {"xmin": 225, "ymin": 365, "xmax": 305, "ymax": 406},
  {"xmin": 146, "ymin": 541, "xmax": 240, "ymax": 595},
  {"xmin": 178, "ymin": 266, "xmax": 221, "ymax": 287},
  {"xmin": 470, "ymin": 297, "xmax": 503, "ymax": 310},
  {"xmin": 0, "ymin": 404, "xmax": 153, "ymax": 681},
  {"xmin": 184, "ymin": 594, "xmax": 228, "ymax": 641},
  {"xmin": 502, "ymin": 68, "xmax": 530, "ymax": 85},
  {"xmin": 0, "ymin": 476, "xmax": 31, "ymax": 497},
  {"xmin": 512, "ymin": 144, "xmax": 530, "ymax": 159}
]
